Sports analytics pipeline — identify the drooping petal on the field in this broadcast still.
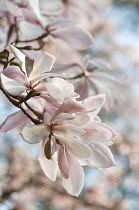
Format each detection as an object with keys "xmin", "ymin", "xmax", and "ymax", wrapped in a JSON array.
[
  {"xmin": 20, "ymin": 123, "xmax": 50, "ymax": 144},
  {"xmin": 19, "ymin": 21, "xmax": 45, "ymax": 40},
  {"xmin": 54, "ymin": 123, "xmax": 85, "ymax": 137},
  {"xmin": 51, "ymin": 26, "xmax": 93, "ymax": 50},
  {"xmin": 39, "ymin": 157, "xmax": 58, "ymax": 181},
  {"xmin": 3, "ymin": 66, "xmax": 25, "ymax": 82},
  {"xmin": 0, "ymin": 110, "xmax": 30, "ymax": 133},
  {"xmin": 38, "ymin": 138, "xmax": 58, "ymax": 181},
  {"xmin": 29, "ymin": 52, "xmax": 55, "ymax": 81},
  {"xmin": 88, "ymin": 143, "xmax": 116, "ymax": 168},
  {"xmin": 63, "ymin": 151, "xmax": 84, "ymax": 196},
  {"xmin": 54, "ymin": 133, "xmax": 93, "ymax": 160},
  {"xmin": 58, "ymin": 145, "xmax": 69, "ymax": 179},
  {"xmin": 1, "ymin": 73, "xmax": 26, "ymax": 96}
]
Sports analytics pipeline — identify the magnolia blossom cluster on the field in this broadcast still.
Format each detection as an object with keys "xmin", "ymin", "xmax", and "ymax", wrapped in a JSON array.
[{"xmin": 0, "ymin": 0, "xmax": 118, "ymax": 196}]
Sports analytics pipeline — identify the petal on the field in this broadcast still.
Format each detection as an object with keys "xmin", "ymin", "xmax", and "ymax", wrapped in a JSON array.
[
  {"xmin": 19, "ymin": 21, "xmax": 45, "ymax": 40},
  {"xmin": 48, "ymin": 19, "xmax": 78, "ymax": 31},
  {"xmin": 58, "ymin": 145, "xmax": 69, "ymax": 179},
  {"xmin": 52, "ymin": 98, "xmax": 86, "ymax": 121},
  {"xmin": 87, "ymin": 72, "xmax": 119, "ymax": 111},
  {"xmin": 3, "ymin": 66, "xmax": 25, "ymax": 82},
  {"xmin": 83, "ymin": 121, "xmax": 118, "ymax": 143},
  {"xmin": 6, "ymin": 45, "xmax": 26, "ymax": 73},
  {"xmin": 82, "ymin": 94, "xmax": 106, "ymax": 119},
  {"xmin": 27, "ymin": 97, "xmax": 45, "ymax": 114},
  {"xmin": 39, "ymin": 157, "xmax": 58, "ymax": 181},
  {"xmin": 54, "ymin": 124, "xmax": 85, "ymax": 137},
  {"xmin": 20, "ymin": 123, "xmax": 50, "ymax": 144},
  {"xmin": 68, "ymin": 113, "xmax": 91, "ymax": 127},
  {"xmin": 54, "ymin": 133, "xmax": 93, "ymax": 160},
  {"xmin": 63, "ymin": 151, "xmax": 84, "ymax": 196},
  {"xmin": 29, "ymin": 52, "xmax": 55, "ymax": 81},
  {"xmin": 0, "ymin": 110, "xmax": 30, "ymax": 133},
  {"xmin": 28, "ymin": 0, "xmax": 42, "ymax": 22},
  {"xmin": 5, "ymin": 0, "xmax": 23, "ymax": 18},
  {"xmin": 51, "ymin": 26, "xmax": 93, "ymax": 50},
  {"xmin": 1, "ymin": 73, "xmax": 26, "ymax": 96},
  {"xmin": 38, "ymin": 138, "xmax": 58, "ymax": 181},
  {"xmin": 40, "ymin": 0, "xmax": 63, "ymax": 16},
  {"xmin": 88, "ymin": 143, "xmax": 116, "ymax": 168},
  {"xmin": 51, "ymin": 113, "xmax": 76, "ymax": 124},
  {"xmin": 81, "ymin": 128, "xmax": 99, "ymax": 142}
]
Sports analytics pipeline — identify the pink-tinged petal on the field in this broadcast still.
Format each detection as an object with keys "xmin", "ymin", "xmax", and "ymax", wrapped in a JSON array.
[
  {"xmin": 54, "ymin": 133, "xmax": 93, "ymax": 160},
  {"xmin": 39, "ymin": 157, "xmax": 58, "ymax": 181},
  {"xmin": 63, "ymin": 151, "xmax": 84, "ymax": 196},
  {"xmin": 27, "ymin": 97, "xmax": 46, "ymax": 114},
  {"xmin": 0, "ymin": 110, "xmax": 30, "ymax": 133},
  {"xmin": 75, "ymin": 77, "xmax": 89, "ymax": 100},
  {"xmin": 48, "ymin": 19, "xmax": 78, "ymax": 31},
  {"xmin": 51, "ymin": 26, "xmax": 93, "ymax": 50},
  {"xmin": 1, "ymin": 73, "xmax": 26, "ymax": 96},
  {"xmin": 53, "ymin": 98, "xmax": 86, "ymax": 120},
  {"xmin": 68, "ymin": 113, "xmax": 91, "ymax": 127},
  {"xmin": 89, "ymin": 143, "xmax": 116, "ymax": 168},
  {"xmin": 54, "ymin": 124, "xmax": 85, "ymax": 137},
  {"xmin": 87, "ymin": 72, "xmax": 119, "ymax": 111},
  {"xmin": 43, "ymin": 100, "xmax": 58, "ymax": 116},
  {"xmin": 29, "ymin": 52, "xmax": 55, "ymax": 81},
  {"xmin": 88, "ymin": 59, "xmax": 111, "ymax": 71},
  {"xmin": 20, "ymin": 123, "xmax": 50, "ymax": 144},
  {"xmin": 51, "ymin": 113, "xmax": 76, "ymax": 124},
  {"xmin": 4, "ymin": 0, "xmax": 23, "ymax": 18},
  {"xmin": 81, "ymin": 129, "xmax": 99, "ymax": 142},
  {"xmin": 28, "ymin": 0, "xmax": 42, "ymax": 23},
  {"xmin": 6, "ymin": 45, "xmax": 26, "ymax": 73},
  {"xmin": 38, "ymin": 139, "xmax": 58, "ymax": 181},
  {"xmin": 58, "ymin": 145, "xmax": 69, "ymax": 179},
  {"xmin": 52, "ymin": 77, "xmax": 67, "ymax": 87},
  {"xmin": 3, "ymin": 66, "xmax": 25, "ymax": 82},
  {"xmin": 83, "ymin": 121, "xmax": 118, "ymax": 143},
  {"xmin": 19, "ymin": 21, "xmax": 45, "ymax": 40},
  {"xmin": 44, "ymin": 82, "xmax": 63, "ymax": 102},
  {"xmin": 52, "ymin": 62, "xmax": 83, "ymax": 74},
  {"xmin": 40, "ymin": 0, "xmax": 63, "ymax": 16},
  {"xmin": 31, "ymin": 72, "xmax": 58, "ymax": 86},
  {"xmin": 44, "ymin": 112, "xmax": 53, "ymax": 125},
  {"xmin": 42, "ymin": 95, "xmax": 60, "ymax": 109},
  {"xmin": 82, "ymin": 94, "xmax": 106, "ymax": 118}
]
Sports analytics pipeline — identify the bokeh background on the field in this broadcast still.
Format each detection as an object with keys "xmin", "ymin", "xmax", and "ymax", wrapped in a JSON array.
[{"xmin": 0, "ymin": 0, "xmax": 139, "ymax": 209}]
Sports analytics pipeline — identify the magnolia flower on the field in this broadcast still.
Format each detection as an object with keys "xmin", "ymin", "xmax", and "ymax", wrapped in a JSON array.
[
  {"xmin": 52, "ymin": 56, "xmax": 119, "ymax": 111},
  {"xmin": 19, "ymin": 95, "xmax": 118, "ymax": 196},
  {"xmin": 1, "ymin": 45, "xmax": 56, "ymax": 96},
  {"xmin": 1, "ymin": 45, "xmax": 79, "ymax": 104}
]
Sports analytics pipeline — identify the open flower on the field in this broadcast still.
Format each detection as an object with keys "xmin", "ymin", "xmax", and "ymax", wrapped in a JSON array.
[
  {"xmin": 1, "ymin": 45, "xmax": 56, "ymax": 96},
  {"xmin": 20, "ymin": 94, "xmax": 118, "ymax": 196}
]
